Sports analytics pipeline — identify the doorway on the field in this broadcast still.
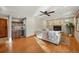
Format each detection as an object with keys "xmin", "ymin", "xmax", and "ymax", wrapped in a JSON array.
[{"xmin": 0, "ymin": 18, "xmax": 8, "ymax": 38}]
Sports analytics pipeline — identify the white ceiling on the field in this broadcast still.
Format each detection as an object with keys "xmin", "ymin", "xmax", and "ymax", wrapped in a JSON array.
[
  {"xmin": 34, "ymin": 6, "xmax": 79, "ymax": 20},
  {"xmin": 0, "ymin": 6, "xmax": 79, "ymax": 20},
  {"xmin": 0, "ymin": 6, "xmax": 40, "ymax": 17}
]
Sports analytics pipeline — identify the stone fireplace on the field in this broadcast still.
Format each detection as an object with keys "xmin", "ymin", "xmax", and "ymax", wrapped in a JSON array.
[{"xmin": 45, "ymin": 19, "xmax": 65, "ymax": 31}]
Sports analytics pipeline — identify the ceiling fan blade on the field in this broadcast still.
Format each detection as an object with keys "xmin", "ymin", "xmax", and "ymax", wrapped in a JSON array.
[
  {"xmin": 40, "ymin": 11, "xmax": 51, "ymax": 16},
  {"xmin": 49, "ymin": 11, "xmax": 55, "ymax": 13},
  {"xmin": 47, "ymin": 14, "xmax": 50, "ymax": 16},
  {"xmin": 40, "ymin": 13, "xmax": 50, "ymax": 16},
  {"xmin": 40, "ymin": 11, "xmax": 44, "ymax": 13}
]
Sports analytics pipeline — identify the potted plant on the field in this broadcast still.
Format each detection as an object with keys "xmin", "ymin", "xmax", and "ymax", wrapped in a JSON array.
[{"xmin": 66, "ymin": 22, "xmax": 74, "ymax": 36}]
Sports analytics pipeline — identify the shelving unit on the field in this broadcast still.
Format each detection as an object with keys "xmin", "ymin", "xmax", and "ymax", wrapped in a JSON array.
[{"xmin": 12, "ymin": 18, "xmax": 26, "ymax": 39}]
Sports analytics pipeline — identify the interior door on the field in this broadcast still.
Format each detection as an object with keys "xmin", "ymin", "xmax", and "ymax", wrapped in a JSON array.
[{"xmin": 0, "ymin": 18, "xmax": 7, "ymax": 38}]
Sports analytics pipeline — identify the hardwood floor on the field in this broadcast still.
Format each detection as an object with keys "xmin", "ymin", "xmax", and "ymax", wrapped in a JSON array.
[
  {"xmin": 12, "ymin": 37, "xmax": 44, "ymax": 53},
  {"xmin": 0, "ymin": 34, "xmax": 79, "ymax": 53},
  {"xmin": 0, "ymin": 43, "xmax": 8, "ymax": 52}
]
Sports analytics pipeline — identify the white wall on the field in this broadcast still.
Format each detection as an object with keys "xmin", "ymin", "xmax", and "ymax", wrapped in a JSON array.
[
  {"xmin": 26, "ymin": 17, "xmax": 36, "ymax": 37},
  {"xmin": 74, "ymin": 17, "xmax": 79, "ymax": 43},
  {"xmin": 75, "ymin": 31, "xmax": 79, "ymax": 42},
  {"xmin": 34, "ymin": 19, "xmax": 44, "ymax": 31},
  {"xmin": 26, "ymin": 17, "xmax": 45, "ymax": 37}
]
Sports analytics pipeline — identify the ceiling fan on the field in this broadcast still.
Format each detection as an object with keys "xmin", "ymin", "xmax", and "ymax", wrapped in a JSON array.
[{"xmin": 40, "ymin": 11, "xmax": 55, "ymax": 16}]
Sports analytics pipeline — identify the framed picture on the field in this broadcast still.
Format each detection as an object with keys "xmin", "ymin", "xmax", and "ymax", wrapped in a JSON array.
[{"xmin": 76, "ymin": 17, "xmax": 79, "ymax": 31}]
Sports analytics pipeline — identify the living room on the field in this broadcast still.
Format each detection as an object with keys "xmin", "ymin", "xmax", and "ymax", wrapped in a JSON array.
[{"xmin": 0, "ymin": 6, "xmax": 79, "ymax": 53}]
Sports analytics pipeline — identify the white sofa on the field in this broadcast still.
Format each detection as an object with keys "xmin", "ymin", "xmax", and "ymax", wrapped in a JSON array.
[{"xmin": 36, "ymin": 30, "xmax": 61, "ymax": 45}]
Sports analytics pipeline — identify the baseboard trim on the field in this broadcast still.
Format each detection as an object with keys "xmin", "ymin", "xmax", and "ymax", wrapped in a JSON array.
[{"xmin": 26, "ymin": 34, "xmax": 36, "ymax": 38}]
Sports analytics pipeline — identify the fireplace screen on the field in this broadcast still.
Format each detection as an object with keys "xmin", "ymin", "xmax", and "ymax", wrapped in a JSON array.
[{"xmin": 53, "ymin": 26, "xmax": 61, "ymax": 31}]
